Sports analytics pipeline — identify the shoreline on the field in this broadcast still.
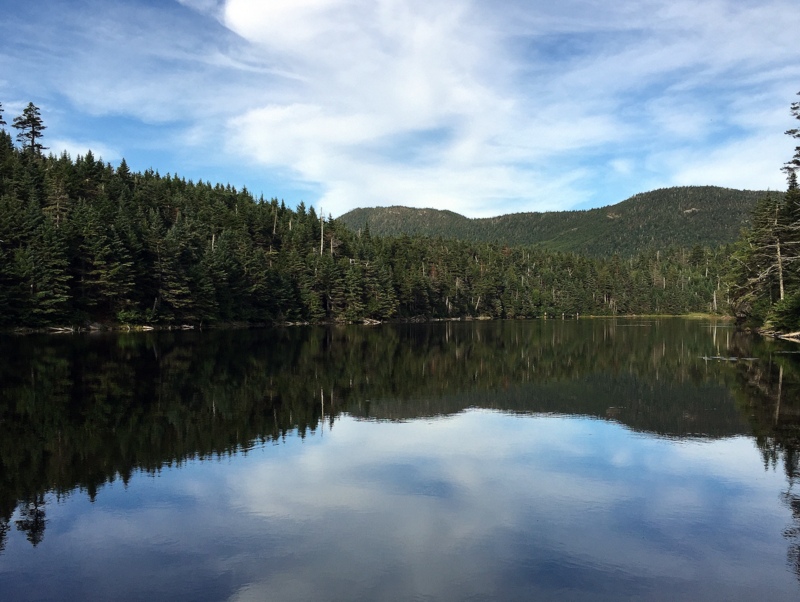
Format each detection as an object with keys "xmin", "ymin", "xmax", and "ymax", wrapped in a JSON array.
[
  {"xmin": 1, "ymin": 313, "xmax": 733, "ymax": 336},
  {"xmin": 758, "ymin": 328, "xmax": 800, "ymax": 344}
]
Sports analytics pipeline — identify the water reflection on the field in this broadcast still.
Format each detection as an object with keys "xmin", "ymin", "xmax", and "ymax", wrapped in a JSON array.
[
  {"xmin": 219, "ymin": 416, "xmax": 787, "ymax": 601},
  {"xmin": 0, "ymin": 319, "xmax": 798, "ymax": 600},
  {"xmin": 725, "ymin": 336, "xmax": 800, "ymax": 582}
]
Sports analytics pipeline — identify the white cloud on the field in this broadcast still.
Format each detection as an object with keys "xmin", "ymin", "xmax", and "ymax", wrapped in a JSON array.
[
  {"xmin": 663, "ymin": 134, "xmax": 792, "ymax": 191},
  {"xmin": 2, "ymin": 0, "xmax": 799, "ymax": 215},
  {"xmin": 210, "ymin": 0, "xmax": 800, "ymax": 214},
  {"xmin": 610, "ymin": 159, "xmax": 634, "ymax": 176},
  {"xmin": 49, "ymin": 138, "xmax": 120, "ymax": 163}
]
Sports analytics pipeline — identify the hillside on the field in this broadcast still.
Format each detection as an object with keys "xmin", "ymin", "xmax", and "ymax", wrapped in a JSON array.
[{"xmin": 338, "ymin": 186, "xmax": 776, "ymax": 255}]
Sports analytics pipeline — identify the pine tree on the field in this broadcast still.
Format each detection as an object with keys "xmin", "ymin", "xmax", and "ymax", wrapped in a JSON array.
[
  {"xmin": 12, "ymin": 103, "xmax": 47, "ymax": 155},
  {"xmin": 116, "ymin": 158, "xmax": 131, "ymax": 181},
  {"xmin": 191, "ymin": 249, "xmax": 219, "ymax": 323},
  {"xmin": 784, "ymin": 91, "xmax": 800, "ymax": 177},
  {"xmin": 156, "ymin": 217, "xmax": 200, "ymax": 322},
  {"xmin": 343, "ymin": 261, "xmax": 365, "ymax": 321},
  {"xmin": 766, "ymin": 169, "xmax": 800, "ymax": 331},
  {"xmin": 15, "ymin": 220, "xmax": 71, "ymax": 325}
]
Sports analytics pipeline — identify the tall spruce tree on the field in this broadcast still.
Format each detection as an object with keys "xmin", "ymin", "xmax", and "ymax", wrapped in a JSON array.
[
  {"xmin": 15, "ymin": 220, "xmax": 71, "ymax": 325},
  {"xmin": 784, "ymin": 91, "xmax": 800, "ymax": 176},
  {"xmin": 12, "ymin": 103, "xmax": 47, "ymax": 155}
]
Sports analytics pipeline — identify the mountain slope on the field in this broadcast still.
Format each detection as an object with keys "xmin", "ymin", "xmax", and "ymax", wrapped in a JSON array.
[{"xmin": 337, "ymin": 186, "xmax": 777, "ymax": 255}]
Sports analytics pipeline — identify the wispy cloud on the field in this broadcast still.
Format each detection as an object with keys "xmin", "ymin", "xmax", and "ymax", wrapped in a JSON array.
[
  {"xmin": 49, "ymin": 138, "xmax": 120, "ymax": 163},
  {"xmin": 0, "ymin": 0, "xmax": 798, "ymax": 216}
]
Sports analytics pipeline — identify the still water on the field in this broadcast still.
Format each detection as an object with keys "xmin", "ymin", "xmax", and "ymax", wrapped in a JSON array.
[{"xmin": 1, "ymin": 319, "xmax": 799, "ymax": 600}]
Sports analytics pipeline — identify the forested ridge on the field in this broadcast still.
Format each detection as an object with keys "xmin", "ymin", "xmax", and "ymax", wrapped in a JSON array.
[
  {"xmin": 0, "ymin": 122, "xmax": 731, "ymax": 328},
  {"xmin": 339, "ymin": 186, "xmax": 773, "ymax": 256}
]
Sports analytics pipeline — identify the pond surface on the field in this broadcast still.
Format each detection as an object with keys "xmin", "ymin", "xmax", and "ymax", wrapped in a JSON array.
[{"xmin": 1, "ymin": 319, "xmax": 799, "ymax": 601}]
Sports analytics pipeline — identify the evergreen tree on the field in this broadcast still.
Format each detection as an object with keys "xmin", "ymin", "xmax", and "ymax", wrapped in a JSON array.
[
  {"xmin": 767, "ymin": 169, "xmax": 800, "ymax": 331},
  {"xmin": 784, "ymin": 91, "xmax": 800, "ymax": 176},
  {"xmin": 728, "ymin": 92, "xmax": 800, "ymax": 330},
  {"xmin": 12, "ymin": 103, "xmax": 47, "ymax": 155},
  {"xmin": 191, "ymin": 249, "xmax": 219, "ymax": 323},
  {"xmin": 116, "ymin": 158, "xmax": 131, "ymax": 181},
  {"xmin": 15, "ymin": 220, "xmax": 71, "ymax": 325}
]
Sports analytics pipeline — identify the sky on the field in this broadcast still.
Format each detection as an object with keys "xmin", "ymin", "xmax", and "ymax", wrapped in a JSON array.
[{"xmin": 1, "ymin": 0, "xmax": 799, "ymax": 218}]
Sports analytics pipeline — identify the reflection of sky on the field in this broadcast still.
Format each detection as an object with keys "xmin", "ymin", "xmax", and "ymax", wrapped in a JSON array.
[{"xmin": 1, "ymin": 411, "xmax": 797, "ymax": 601}]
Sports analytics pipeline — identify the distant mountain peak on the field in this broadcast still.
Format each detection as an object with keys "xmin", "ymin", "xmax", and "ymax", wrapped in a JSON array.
[{"xmin": 337, "ymin": 186, "xmax": 775, "ymax": 256}]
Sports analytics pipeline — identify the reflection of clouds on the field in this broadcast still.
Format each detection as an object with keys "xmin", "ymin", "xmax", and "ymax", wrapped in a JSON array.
[
  {"xmin": 3, "ymin": 412, "xmax": 796, "ymax": 601},
  {"xmin": 222, "ymin": 411, "xmax": 796, "ymax": 600},
  {"xmin": 231, "ymin": 412, "xmax": 620, "ymax": 521},
  {"xmin": 657, "ymin": 436, "xmax": 767, "ymax": 479}
]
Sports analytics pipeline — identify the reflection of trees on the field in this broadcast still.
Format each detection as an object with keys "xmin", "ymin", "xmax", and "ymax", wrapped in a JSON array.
[
  {"xmin": 14, "ymin": 494, "xmax": 46, "ymax": 547},
  {"xmin": 0, "ymin": 319, "xmax": 763, "ymax": 550},
  {"xmin": 728, "ymin": 340, "xmax": 800, "ymax": 581},
  {"xmin": 784, "ymin": 487, "xmax": 800, "ymax": 579},
  {"xmin": 778, "ymin": 415, "xmax": 800, "ymax": 582},
  {"xmin": 0, "ymin": 516, "xmax": 9, "ymax": 553}
]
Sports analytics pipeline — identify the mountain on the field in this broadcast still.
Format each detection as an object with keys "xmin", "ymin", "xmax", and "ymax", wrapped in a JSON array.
[{"xmin": 337, "ymin": 186, "xmax": 777, "ymax": 255}]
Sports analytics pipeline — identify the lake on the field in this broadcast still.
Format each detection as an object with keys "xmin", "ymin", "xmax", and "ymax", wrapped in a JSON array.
[{"xmin": 1, "ymin": 318, "xmax": 799, "ymax": 601}]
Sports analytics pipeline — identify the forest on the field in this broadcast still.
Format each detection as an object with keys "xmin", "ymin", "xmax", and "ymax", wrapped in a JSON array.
[
  {"xmin": 0, "ymin": 96, "xmax": 798, "ymax": 330},
  {"xmin": 0, "ymin": 121, "xmax": 729, "ymax": 328},
  {"xmin": 338, "ymin": 186, "xmax": 772, "ymax": 256}
]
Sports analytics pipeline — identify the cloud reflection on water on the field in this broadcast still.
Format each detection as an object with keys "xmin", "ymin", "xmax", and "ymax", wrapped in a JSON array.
[
  {"xmin": 0, "ymin": 410, "xmax": 794, "ymax": 601},
  {"xmin": 220, "ymin": 411, "xmax": 794, "ymax": 601}
]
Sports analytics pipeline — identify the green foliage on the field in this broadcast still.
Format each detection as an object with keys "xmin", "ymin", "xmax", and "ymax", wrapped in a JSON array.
[
  {"xmin": 11, "ymin": 102, "xmax": 47, "ymax": 155},
  {"xmin": 727, "ymin": 91, "xmax": 800, "ymax": 333},
  {"xmin": 14, "ymin": 220, "xmax": 71, "ymax": 325},
  {"xmin": 769, "ymin": 293, "xmax": 800, "ymax": 332},
  {"xmin": 339, "ymin": 187, "xmax": 772, "ymax": 256}
]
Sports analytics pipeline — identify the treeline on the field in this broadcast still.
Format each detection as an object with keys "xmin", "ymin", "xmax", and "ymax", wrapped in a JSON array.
[
  {"xmin": 728, "ymin": 92, "xmax": 800, "ymax": 333},
  {"xmin": 0, "ymin": 129, "xmax": 729, "ymax": 327}
]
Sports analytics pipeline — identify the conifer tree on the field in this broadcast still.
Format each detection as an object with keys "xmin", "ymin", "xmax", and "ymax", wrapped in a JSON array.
[
  {"xmin": 15, "ymin": 220, "xmax": 71, "ymax": 325},
  {"xmin": 784, "ymin": 91, "xmax": 800, "ymax": 177},
  {"xmin": 12, "ymin": 103, "xmax": 47, "ymax": 155}
]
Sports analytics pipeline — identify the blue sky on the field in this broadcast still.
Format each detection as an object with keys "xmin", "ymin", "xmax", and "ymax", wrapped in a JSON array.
[{"xmin": 1, "ymin": 0, "xmax": 799, "ymax": 217}]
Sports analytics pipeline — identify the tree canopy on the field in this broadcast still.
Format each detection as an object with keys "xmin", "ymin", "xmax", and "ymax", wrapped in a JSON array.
[{"xmin": 12, "ymin": 102, "xmax": 47, "ymax": 155}]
